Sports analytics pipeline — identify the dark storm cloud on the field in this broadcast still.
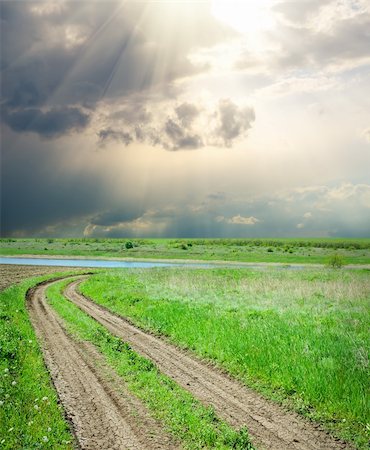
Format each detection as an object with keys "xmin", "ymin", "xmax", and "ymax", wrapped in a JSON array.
[
  {"xmin": 4, "ymin": 107, "xmax": 90, "ymax": 138},
  {"xmin": 90, "ymin": 207, "xmax": 146, "ymax": 227},
  {"xmin": 98, "ymin": 127, "xmax": 133, "ymax": 146},
  {"xmin": 164, "ymin": 118, "xmax": 204, "ymax": 150},
  {"xmin": 0, "ymin": 139, "xmax": 107, "ymax": 236},
  {"xmin": 98, "ymin": 99, "xmax": 255, "ymax": 150},
  {"xmin": 1, "ymin": 1, "xmax": 232, "ymax": 140}
]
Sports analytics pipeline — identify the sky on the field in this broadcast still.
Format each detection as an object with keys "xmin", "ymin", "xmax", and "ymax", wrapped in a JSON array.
[{"xmin": 1, "ymin": 0, "xmax": 370, "ymax": 238}]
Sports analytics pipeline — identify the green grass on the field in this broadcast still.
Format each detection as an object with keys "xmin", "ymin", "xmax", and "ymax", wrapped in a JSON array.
[
  {"xmin": 1, "ymin": 237, "xmax": 370, "ymax": 264},
  {"xmin": 79, "ymin": 267, "xmax": 370, "ymax": 448},
  {"xmin": 46, "ymin": 279, "xmax": 253, "ymax": 449},
  {"xmin": 0, "ymin": 272, "xmax": 83, "ymax": 450}
]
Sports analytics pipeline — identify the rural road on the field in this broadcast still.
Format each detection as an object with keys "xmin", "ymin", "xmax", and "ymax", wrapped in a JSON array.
[
  {"xmin": 27, "ymin": 278, "xmax": 179, "ymax": 450},
  {"xmin": 59, "ymin": 277, "xmax": 349, "ymax": 450}
]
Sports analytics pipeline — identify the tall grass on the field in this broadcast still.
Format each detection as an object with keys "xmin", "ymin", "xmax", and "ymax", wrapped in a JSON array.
[{"xmin": 80, "ymin": 267, "xmax": 370, "ymax": 448}]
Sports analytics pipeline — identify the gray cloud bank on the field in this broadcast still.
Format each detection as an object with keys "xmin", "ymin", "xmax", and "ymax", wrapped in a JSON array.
[
  {"xmin": 0, "ymin": 1, "xmax": 234, "ymax": 140},
  {"xmin": 2, "ymin": 136, "xmax": 369, "ymax": 240},
  {"xmin": 80, "ymin": 183, "xmax": 370, "ymax": 239}
]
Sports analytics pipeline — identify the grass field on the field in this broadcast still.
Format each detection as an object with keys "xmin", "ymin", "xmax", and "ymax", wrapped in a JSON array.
[
  {"xmin": 1, "ymin": 237, "xmax": 370, "ymax": 264},
  {"xmin": 0, "ymin": 272, "xmax": 82, "ymax": 450},
  {"xmin": 80, "ymin": 267, "xmax": 370, "ymax": 448}
]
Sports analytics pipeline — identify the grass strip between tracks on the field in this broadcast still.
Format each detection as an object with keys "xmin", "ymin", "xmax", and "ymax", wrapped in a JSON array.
[
  {"xmin": 79, "ymin": 268, "xmax": 370, "ymax": 449},
  {"xmin": 0, "ymin": 272, "xmax": 83, "ymax": 450},
  {"xmin": 46, "ymin": 278, "xmax": 254, "ymax": 450}
]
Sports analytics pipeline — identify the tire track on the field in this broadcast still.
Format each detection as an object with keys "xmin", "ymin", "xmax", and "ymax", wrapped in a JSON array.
[
  {"xmin": 65, "ymin": 278, "xmax": 351, "ymax": 450},
  {"xmin": 27, "ymin": 279, "xmax": 179, "ymax": 450}
]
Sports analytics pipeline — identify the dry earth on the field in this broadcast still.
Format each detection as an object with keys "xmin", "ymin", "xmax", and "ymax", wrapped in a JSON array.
[{"xmin": 64, "ymin": 278, "xmax": 351, "ymax": 450}]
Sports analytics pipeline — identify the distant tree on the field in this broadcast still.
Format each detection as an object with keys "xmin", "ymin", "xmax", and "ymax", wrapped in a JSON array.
[
  {"xmin": 125, "ymin": 241, "xmax": 134, "ymax": 249},
  {"xmin": 327, "ymin": 253, "xmax": 345, "ymax": 269}
]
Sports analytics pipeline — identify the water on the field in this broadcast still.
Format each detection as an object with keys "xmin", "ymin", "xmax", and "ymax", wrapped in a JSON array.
[
  {"xmin": 0, "ymin": 257, "xmax": 211, "ymax": 269},
  {"xmin": 0, "ymin": 257, "xmax": 365, "ymax": 271}
]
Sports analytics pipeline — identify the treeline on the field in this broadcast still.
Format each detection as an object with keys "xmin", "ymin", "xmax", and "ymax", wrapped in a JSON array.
[{"xmin": 168, "ymin": 238, "xmax": 370, "ymax": 250}]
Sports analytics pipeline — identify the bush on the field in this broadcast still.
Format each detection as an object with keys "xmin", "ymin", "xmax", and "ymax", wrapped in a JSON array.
[
  {"xmin": 125, "ymin": 241, "xmax": 134, "ymax": 249},
  {"xmin": 327, "ymin": 253, "xmax": 345, "ymax": 269}
]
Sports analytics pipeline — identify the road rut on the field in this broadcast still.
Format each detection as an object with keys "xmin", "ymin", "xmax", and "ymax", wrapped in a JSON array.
[
  {"xmin": 65, "ymin": 278, "xmax": 350, "ymax": 450},
  {"xmin": 27, "ymin": 279, "xmax": 179, "ymax": 450}
]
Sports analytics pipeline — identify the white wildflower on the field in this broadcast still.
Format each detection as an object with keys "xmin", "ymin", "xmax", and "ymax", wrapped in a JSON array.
[
  {"xmin": 11, "ymin": 380, "xmax": 16, "ymax": 386},
  {"xmin": 47, "ymin": 427, "xmax": 51, "ymax": 432},
  {"xmin": 42, "ymin": 436, "xmax": 48, "ymax": 442},
  {"xmin": 28, "ymin": 421, "xmax": 33, "ymax": 426},
  {"xmin": 5, "ymin": 394, "xmax": 9, "ymax": 398},
  {"xmin": 42, "ymin": 396, "xmax": 48, "ymax": 401},
  {"xmin": 8, "ymin": 428, "xmax": 13, "ymax": 432},
  {"xmin": 4, "ymin": 368, "xmax": 9, "ymax": 373},
  {"xmin": 28, "ymin": 340, "xmax": 33, "ymax": 344},
  {"xmin": 34, "ymin": 404, "xmax": 39, "ymax": 410},
  {"xmin": 0, "ymin": 400, "xmax": 4, "ymax": 406}
]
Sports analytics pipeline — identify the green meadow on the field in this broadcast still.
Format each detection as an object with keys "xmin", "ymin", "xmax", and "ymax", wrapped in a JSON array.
[
  {"xmin": 80, "ymin": 267, "xmax": 370, "ymax": 448},
  {"xmin": 1, "ymin": 239, "xmax": 369, "ymax": 448},
  {"xmin": 1, "ymin": 237, "xmax": 370, "ymax": 264}
]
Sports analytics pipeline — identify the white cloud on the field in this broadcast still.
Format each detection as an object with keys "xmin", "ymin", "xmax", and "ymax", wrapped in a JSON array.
[{"xmin": 218, "ymin": 214, "xmax": 260, "ymax": 225}]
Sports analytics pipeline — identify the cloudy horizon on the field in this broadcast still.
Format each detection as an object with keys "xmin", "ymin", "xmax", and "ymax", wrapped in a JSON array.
[{"xmin": 1, "ymin": 0, "xmax": 369, "ymax": 238}]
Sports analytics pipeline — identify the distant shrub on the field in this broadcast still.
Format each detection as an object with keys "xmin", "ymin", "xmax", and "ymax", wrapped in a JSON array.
[
  {"xmin": 181, "ymin": 243, "xmax": 188, "ymax": 250},
  {"xmin": 47, "ymin": 239, "xmax": 54, "ymax": 244},
  {"xmin": 125, "ymin": 241, "xmax": 134, "ymax": 249},
  {"xmin": 327, "ymin": 253, "xmax": 345, "ymax": 269},
  {"xmin": 267, "ymin": 248, "xmax": 274, "ymax": 252}
]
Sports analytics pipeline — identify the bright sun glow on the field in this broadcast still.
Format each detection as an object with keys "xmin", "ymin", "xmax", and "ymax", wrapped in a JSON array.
[{"xmin": 211, "ymin": 0, "xmax": 275, "ymax": 35}]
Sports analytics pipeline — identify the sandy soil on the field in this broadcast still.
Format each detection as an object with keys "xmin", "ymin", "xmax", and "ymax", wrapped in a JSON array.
[
  {"xmin": 64, "ymin": 278, "xmax": 351, "ymax": 450},
  {"xmin": 27, "ymin": 279, "xmax": 179, "ymax": 450}
]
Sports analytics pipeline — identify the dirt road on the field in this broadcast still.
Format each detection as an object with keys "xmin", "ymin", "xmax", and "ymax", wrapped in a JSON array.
[
  {"xmin": 0, "ymin": 264, "xmax": 82, "ymax": 291},
  {"xmin": 27, "ymin": 279, "xmax": 179, "ymax": 450},
  {"xmin": 64, "ymin": 278, "xmax": 350, "ymax": 450}
]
